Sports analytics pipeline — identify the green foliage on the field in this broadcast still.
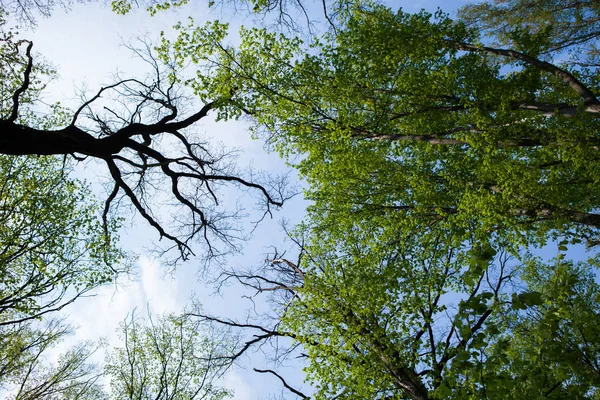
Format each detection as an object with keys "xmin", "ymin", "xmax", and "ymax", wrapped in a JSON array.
[
  {"xmin": 458, "ymin": 0, "xmax": 600, "ymax": 65},
  {"xmin": 276, "ymin": 227, "xmax": 600, "ymax": 399},
  {"xmin": 0, "ymin": 155, "xmax": 128, "ymax": 323},
  {"xmin": 460, "ymin": 257, "xmax": 600, "ymax": 399},
  {"xmin": 105, "ymin": 310, "xmax": 230, "ymax": 400},
  {"xmin": 0, "ymin": 154, "xmax": 129, "ymax": 399},
  {"xmin": 109, "ymin": 0, "xmax": 190, "ymax": 15},
  {"xmin": 110, "ymin": 0, "xmax": 132, "ymax": 14},
  {"xmin": 168, "ymin": 3, "xmax": 600, "ymax": 254},
  {"xmin": 164, "ymin": 2, "xmax": 600, "ymax": 398}
]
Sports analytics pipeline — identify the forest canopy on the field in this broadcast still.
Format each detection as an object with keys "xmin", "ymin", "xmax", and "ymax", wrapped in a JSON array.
[
  {"xmin": 163, "ymin": 1, "xmax": 600, "ymax": 398},
  {"xmin": 0, "ymin": 0, "xmax": 599, "ymax": 399}
]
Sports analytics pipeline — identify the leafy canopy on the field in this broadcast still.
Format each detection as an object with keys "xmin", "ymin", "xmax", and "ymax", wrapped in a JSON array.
[
  {"xmin": 166, "ymin": 3, "xmax": 600, "ymax": 251},
  {"xmin": 105, "ymin": 310, "xmax": 230, "ymax": 400},
  {"xmin": 159, "ymin": 2, "xmax": 600, "ymax": 398}
]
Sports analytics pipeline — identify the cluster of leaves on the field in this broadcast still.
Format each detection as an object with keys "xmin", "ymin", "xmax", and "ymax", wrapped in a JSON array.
[
  {"xmin": 0, "ymin": 155, "xmax": 127, "ymax": 325},
  {"xmin": 167, "ymin": 3, "xmax": 600, "ymax": 253},
  {"xmin": 154, "ymin": 1, "xmax": 600, "ymax": 398},
  {"xmin": 278, "ymin": 230, "xmax": 600, "ymax": 399}
]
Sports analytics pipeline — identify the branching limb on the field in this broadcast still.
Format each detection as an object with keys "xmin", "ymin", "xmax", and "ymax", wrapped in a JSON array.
[
  {"xmin": 254, "ymin": 368, "xmax": 309, "ymax": 399},
  {"xmin": 8, "ymin": 40, "xmax": 33, "ymax": 122},
  {"xmin": 452, "ymin": 40, "xmax": 600, "ymax": 107},
  {"xmin": 0, "ymin": 39, "xmax": 287, "ymax": 263}
]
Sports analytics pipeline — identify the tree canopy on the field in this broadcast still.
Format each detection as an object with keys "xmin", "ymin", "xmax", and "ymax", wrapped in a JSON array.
[
  {"xmin": 1, "ymin": 0, "xmax": 600, "ymax": 399},
  {"xmin": 160, "ymin": 2, "xmax": 600, "ymax": 398},
  {"xmin": 0, "ymin": 12, "xmax": 287, "ymax": 264},
  {"xmin": 167, "ymin": 3, "xmax": 600, "ymax": 253}
]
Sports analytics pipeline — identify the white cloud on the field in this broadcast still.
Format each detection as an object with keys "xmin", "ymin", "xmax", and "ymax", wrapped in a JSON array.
[
  {"xmin": 53, "ymin": 256, "xmax": 183, "ymax": 366},
  {"xmin": 140, "ymin": 256, "xmax": 180, "ymax": 315},
  {"xmin": 223, "ymin": 369, "xmax": 256, "ymax": 400}
]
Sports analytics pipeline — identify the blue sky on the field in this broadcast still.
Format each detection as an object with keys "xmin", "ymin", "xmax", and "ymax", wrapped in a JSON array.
[{"xmin": 20, "ymin": 0, "xmax": 477, "ymax": 398}]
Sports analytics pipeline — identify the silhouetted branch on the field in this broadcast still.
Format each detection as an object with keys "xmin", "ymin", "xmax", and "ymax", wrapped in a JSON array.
[
  {"xmin": 0, "ymin": 39, "xmax": 288, "ymax": 263},
  {"xmin": 254, "ymin": 368, "xmax": 309, "ymax": 399}
]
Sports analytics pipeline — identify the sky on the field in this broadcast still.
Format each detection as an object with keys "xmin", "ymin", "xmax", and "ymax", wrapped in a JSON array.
[{"xmin": 16, "ymin": 0, "xmax": 469, "ymax": 398}]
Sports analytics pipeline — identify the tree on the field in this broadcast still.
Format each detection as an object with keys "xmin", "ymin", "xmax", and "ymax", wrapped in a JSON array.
[
  {"xmin": 166, "ymin": 3, "xmax": 600, "ymax": 252},
  {"xmin": 0, "ymin": 13, "xmax": 287, "ymax": 264},
  {"xmin": 0, "ymin": 124, "xmax": 128, "ymax": 400},
  {"xmin": 1, "ymin": 318, "xmax": 104, "ymax": 400},
  {"xmin": 0, "ymin": 154, "xmax": 128, "ymax": 328},
  {"xmin": 458, "ymin": 0, "xmax": 600, "ymax": 66},
  {"xmin": 477, "ymin": 257, "xmax": 600, "ymax": 399},
  {"xmin": 198, "ymin": 226, "xmax": 600, "ymax": 399},
  {"xmin": 1, "ymin": 308, "xmax": 232, "ymax": 400},
  {"xmin": 161, "ymin": 3, "xmax": 600, "ymax": 398},
  {"xmin": 104, "ymin": 308, "xmax": 230, "ymax": 400}
]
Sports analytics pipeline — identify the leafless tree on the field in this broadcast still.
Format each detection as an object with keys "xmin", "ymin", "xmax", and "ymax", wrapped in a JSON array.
[
  {"xmin": 0, "ymin": 30, "xmax": 289, "ymax": 264},
  {"xmin": 188, "ymin": 240, "xmax": 310, "ymax": 399}
]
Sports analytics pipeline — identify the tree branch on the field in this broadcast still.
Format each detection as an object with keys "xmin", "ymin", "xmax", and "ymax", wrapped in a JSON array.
[
  {"xmin": 8, "ymin": 40, "xmax": 33, "ymax": 123},
  {"xmin": 452, "ymin": 41, "xmax": 600, "ymax": 107},
  {"xmin": 253, "ymin": 368, "xmax": 309, "ymax": 399}
]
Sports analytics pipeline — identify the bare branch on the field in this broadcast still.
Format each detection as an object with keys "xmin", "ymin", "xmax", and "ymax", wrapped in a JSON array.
[
  {"xmin": 8, "ymin": 40, "xmax": 33, "ymax": 122},
  {"xmin": 254, "ymin": 368, "xmax": 309, "ymax": 399},
  {"xmin": 1, "ymin": 40, "xmax": 287, "ymax": 264}
]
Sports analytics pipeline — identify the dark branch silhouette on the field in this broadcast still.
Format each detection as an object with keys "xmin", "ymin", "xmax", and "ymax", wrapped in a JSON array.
[
  {"xmin": 253, "ymin": 368, "xmax": 309, "ymax": 399},
  {"xmin": 0, "ymin": 38, "xmax": 288, "ymax": 263}
]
